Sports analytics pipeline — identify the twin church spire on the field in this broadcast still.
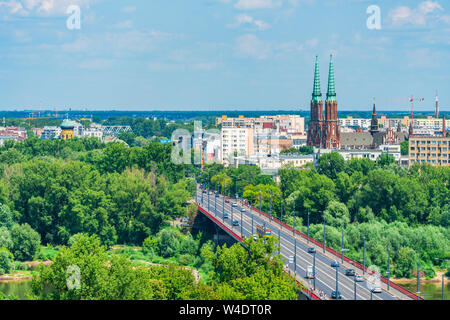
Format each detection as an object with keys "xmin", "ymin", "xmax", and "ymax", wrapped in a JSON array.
[{"xmin": 307, "ymin": 54, "xmax": 341, "ymax": 149}]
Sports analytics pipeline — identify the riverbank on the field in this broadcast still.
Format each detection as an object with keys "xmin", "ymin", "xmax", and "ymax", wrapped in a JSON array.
[
  {"xmin": 0, "ymin": 261, "xmax": 51, "ymax": 282},
  {"xmin": 392, "ymin": 271, "xmax": 449, "ymax": 284}
]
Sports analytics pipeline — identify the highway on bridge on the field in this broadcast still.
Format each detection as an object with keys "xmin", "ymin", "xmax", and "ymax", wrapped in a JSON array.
[{"xmin": 196, "ymin": 186, "xmax": 414, "ymax": 300}]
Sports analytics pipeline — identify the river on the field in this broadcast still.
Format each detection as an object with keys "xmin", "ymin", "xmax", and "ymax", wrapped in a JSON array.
[
  {"xmin": 394, "ymin": 281, "xmax": 450, "ymax": 300},
  {"xmin": 0, "ymin": 280, "xmax": 33, "ymax": 300}
]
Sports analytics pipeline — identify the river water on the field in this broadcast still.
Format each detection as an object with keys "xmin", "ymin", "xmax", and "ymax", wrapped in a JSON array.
[
  {"xmin": 395, "ymin": 281, "xmax": 450, "ymax": 300},
  {"xmin": 0, "ymin": 280, "xmax": 33, "ymax": 300}
]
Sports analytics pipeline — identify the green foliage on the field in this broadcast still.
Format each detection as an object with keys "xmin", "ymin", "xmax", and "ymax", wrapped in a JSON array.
[
  {"xmin": 10, "ymin": 223, "xmax": 41, "ymax": 261},
  {"xmin": 0, "ymin": 204, "xmax": 14, "ymax": 229},
  {"xmin": 0, "ymin": 247, "xmax": 14, "ymax": 275},
  {"xmin": 0, "ymin": 227, "xmax": 13, "ymax": 251}
]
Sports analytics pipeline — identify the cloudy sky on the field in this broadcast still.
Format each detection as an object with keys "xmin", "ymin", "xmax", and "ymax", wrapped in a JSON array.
[{"xmin": 0, "ymin": 0, "xmax": 449, "ymax": 111}]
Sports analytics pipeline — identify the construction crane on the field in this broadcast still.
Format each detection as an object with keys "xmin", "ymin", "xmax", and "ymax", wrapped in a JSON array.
[
  {"xmin": 377, "ymin": 95, "xmax": 425, "ymax": 133},
  {"xmin": 22, "ymin": 112, "xmax": 58, "ymax": 127}
]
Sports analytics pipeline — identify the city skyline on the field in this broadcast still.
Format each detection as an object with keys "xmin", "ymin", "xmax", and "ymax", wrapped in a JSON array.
[{"xmin": 0, "ymin": 0, "xmax": 449, "ymax": 111}]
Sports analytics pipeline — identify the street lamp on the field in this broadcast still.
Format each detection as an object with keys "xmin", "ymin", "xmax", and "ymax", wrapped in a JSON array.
[
  {"xmin": 269, "ymin": 189, "xmax": 272, "ymax": 221},
  {"xmin": 250, "ymin": 186, "xmax": 254, "ymax": 235},
  {"xmin": 435, "ymin": 258, "xmax": 449, "ymax": 300},
  {"xmin": 363, "ymin": 236, "xmax": 366, "ymax": 275},
  {"xmin": 323, "ymin": 212, "xmax": 326, "ymax": 254},
  {"xmin": 307, "ymin": 210, "xmax": 310, "ymax": 244}
]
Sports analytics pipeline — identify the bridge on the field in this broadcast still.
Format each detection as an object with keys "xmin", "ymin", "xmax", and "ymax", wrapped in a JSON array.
[{"xmin": 195, "ymin": 185, "xmax": 422, "ymax": 301}]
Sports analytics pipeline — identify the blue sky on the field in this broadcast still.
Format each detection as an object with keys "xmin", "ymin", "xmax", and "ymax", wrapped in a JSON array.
[{"xmin": 0, "ymin": 0, "xmax": 449, "ymax": 112}]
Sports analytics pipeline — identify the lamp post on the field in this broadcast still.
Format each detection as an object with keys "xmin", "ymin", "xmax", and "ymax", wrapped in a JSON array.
[
  {"xmin": 307, "ymin": 210, "xmax": 310, "ymax": 244},
  {"xmin": 208, "ymin": 183, "xmax": 210, "ymax": 211},
  {"xmin": 222, "ymin": 184, "xmax": 225, "ymax": 223},
  {"xmin": 363, "ymin": 236, "xmax": 366, "ymax": 275},
  {"xmin": 435, "ymin": 258, "xmax": 449, "ymax": 300},
  {"xmin": 250, "ymin": 186, "xmax": 254, "ymax": 236},
  {"xmin": 387, "ymin": 247, "xmax": 391, "ymax": 291},
  {"xmin": 269, "ymin": 189, "xmax": 272, "ymax": 221},
  {"xmin": 215, "ymin": 182, "xmax": 218, "ymax": 212},
  {"xmin": 259, "ymin": 191, "xmax": 262, "ymax": 216},
  {"xmin": 323, "ymin": 213, "xmax": 326, "ymax": 254},
  {"xmin": 416, "ymin": 256, "xmax": 420, "ymax": 300},
  {"xmin": 354, "ymin": 276, "xmax": 357, "ymax": 300},
  {"xmin": 313, "ymin": 252, "xmax": 316, "ymax": 290},
  {"xmin": 280, "ymin": 195, "xmax": 283, "ymax": 228}
]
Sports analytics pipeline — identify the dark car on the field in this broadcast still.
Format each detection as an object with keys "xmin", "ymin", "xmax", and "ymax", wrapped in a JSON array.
[
  {"xmin": 307, "ymin": 247, "xmax": 316, "ymax": 254},
  {"xmin": 331, "ymin": 291, "xmax": 342, "ymax": 300},
  {"xmin": 202, "ymin": 190, "xmax": 207, "ymax": 193},
  {"xmin": 345, "ymin": 269, "xmax": 356, "ymax": 276},
  {"xmin": 331, "ymin": 261, "xmax": 340, "ymax": 268},
  {"xmin": 215, "ymin": 193, "xmax": 220, "ymax": 198},
  {"xmin": 223, "ymin": 212, "xmax": 229, "ymax": 219},
  {"xmin": 232, "ymin": 220, "xmax": 239, "ymax": 226}
]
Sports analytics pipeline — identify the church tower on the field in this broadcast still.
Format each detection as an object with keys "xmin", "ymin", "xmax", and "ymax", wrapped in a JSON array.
[
  {"xmin": 322, "ymin": 54, "xmax": 340, "ymax": 149},
  {"xmin": 307, "ymin": 55, "xmax": 323, "ymax": 147},
  {"xmin": 370, "ymin": 98, "xmax": 379, "ymax": 135}
]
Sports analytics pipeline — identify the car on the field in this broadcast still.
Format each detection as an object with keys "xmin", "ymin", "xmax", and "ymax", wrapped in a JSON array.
[
  {"xmin": 355, "ymin": 275, "xmax": 364, "ymax": 282},
  {"xmin": 345, "ymin": 269, "xmax": 356, "ymax": 276},
  {"xmin": 215, "ymin": 193, "xmax": 220, "ymax": 198},
  {"xmin": 307, "ymin": 247, "xmax": 316, "ymax": 254},
  {"xmin": 331, "ymin": 291, "xmax": 342, "ymax": 300},
  {"xmin": 232, "ymin": 220, "xmax": 239, "ymax": 226},
  {"xmin": 331, "ymin": 260, "xmax": 340, "ymax": 268},
  {"xmin": 202, "ymin": 190, "xmax": 207, "ymax": 193},
  {"xmin": 371, "ymin": 286, "xmax": 382, "ymax": 293},
  {"xmin": 208, "ymin": 192, "xmax": 213, "ymax": 195},
  {"xmin": 240, "ymin": 208, "xmax": 246, "ymax": 212},
  {"xmin": 225, "ymin": 199, "xmax": 230, "ymax": 203},
  {"xmin": 232, "ymin": 203, "xmax": 238, "ymax": 207},
  {"xmin": 223, "ymin": 212, "xmax": 229, "ymax": 219}
]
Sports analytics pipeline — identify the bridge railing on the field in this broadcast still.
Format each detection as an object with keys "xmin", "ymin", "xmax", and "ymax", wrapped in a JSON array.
[
  {"xmin": 197, "ymin": 202, "xmax": 321, "ymax": 300},
  {"xmin": 242, "ymin": 202, "xmax": 423, "ymax": 301}
]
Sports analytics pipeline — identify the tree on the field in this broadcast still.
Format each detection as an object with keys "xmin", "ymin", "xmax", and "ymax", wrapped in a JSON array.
[
  {"xmin": 0, "ymin": 204, "xmax": 14, "ymax": 229},
  {"xmin": 0, "ymin": 248, "xmax": 13, "ymax": 275},
  {"xmin": 394, "ymin": 247, "xmax": 415, "ymax": 278},
  {"xmin": 0, "ymin": 227, "xmax": 13, "ymax": 251},
  {"xmin": 10, "ymin": 223, "xmax": 41, "ymax": 261},
  {"xmin": 400, "ymin": 141, "xmax": 409, "ymax": 156},
  {"xmin": 157, "ymin": 228, "xmax": 181, "ymax": 258},
  {"xmin": 323, "ymin": 200, "xmax": 350, "ymax": 228},
  {"xmin": 318, "ymin": 152, "xmax": 346, "ymax": 179}
]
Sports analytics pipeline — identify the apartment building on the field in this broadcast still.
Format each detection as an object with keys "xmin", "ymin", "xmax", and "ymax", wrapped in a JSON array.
[
  {"xmin": 338, "ymin": 116, "xmax": 371, "ymax": 130},
  {"xmin": 379, "ymin": 116, "xmax": 450, "ymax": 130},
  {"xmin": 221, "ymin": 127, "xmax": 254, "ymax": 165},
  {"xmin": 409, "ymin": 136, "xmax": 450, "ymax": 166}
]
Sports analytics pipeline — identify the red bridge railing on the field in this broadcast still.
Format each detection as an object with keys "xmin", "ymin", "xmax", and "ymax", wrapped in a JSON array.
[{"xmin": 243, "ymin": 202, "xmax": 423, "ymax": 301}]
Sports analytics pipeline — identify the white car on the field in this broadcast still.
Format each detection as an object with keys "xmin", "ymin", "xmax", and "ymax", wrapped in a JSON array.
[{"xmin": 371, "ymin": 286, "xmax": 382, "ymax": 293}]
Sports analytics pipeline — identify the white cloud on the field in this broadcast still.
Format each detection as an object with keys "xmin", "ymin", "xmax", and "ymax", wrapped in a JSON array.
[
  {"xmin": 115, "ymin": 19, "xmax": 133, "ymax": 29},
  {"xmin": 234, "ymin": 34, "xmax": 271, "ymax": 59},
  {"xmin": 227, "ymin": 13, "xmax": 271, "ymax": 30},
  {"xmin": 388, "ymin": 1, "xmax": 443, "ymax": 26},
  {"xmin": 122, "ymin": 6, "xmax": 136, "ymax": 13},
  {"xmin": 234, "ymin": 0, "xmax": 282, "ymax": 10}
]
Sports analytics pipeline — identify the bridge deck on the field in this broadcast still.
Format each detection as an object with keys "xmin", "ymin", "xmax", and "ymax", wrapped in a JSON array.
[{"xmin": 196, "ymin": 187, "xmax": 421, "ymax": 301}]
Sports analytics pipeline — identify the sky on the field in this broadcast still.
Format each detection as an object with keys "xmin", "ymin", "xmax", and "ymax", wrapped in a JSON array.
[{"xmin": 0, "ymin": 0, "xmax": 449, "ymax": 112}]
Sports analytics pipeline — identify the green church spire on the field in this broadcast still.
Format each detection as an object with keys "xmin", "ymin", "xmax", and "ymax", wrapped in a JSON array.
[
  {"xmin": 326, "ymin": 54, "xmax": 336, "ymax": 102},
  {"xmin": 312, "ymin": 55, "xmax": 322, "ymax": 102}
]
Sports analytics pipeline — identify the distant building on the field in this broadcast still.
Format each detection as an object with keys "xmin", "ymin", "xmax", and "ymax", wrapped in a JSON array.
[
  {"xmin": 60, "ymin": 119, "xmax": 76, "ymax": 140},
  {"xmin": 41, "ymin": 126, "xmax": 61, "ymax": 140},
  {"xmin": 409, "ymin": 136, "xmax": 450, "ymax": 166}
]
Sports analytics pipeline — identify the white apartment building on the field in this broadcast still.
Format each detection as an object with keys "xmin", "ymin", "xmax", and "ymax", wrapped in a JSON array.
[
  {"xmin": 339, "ymin": 116, "xmax": 371, "ymax": 129},
  {"xmin": 83, "ymin": 124, "xmax": 103, "ymax": 140},
  {"xmin": 221, "ymin": 127, "xmax": 254, "ymax": 165}
]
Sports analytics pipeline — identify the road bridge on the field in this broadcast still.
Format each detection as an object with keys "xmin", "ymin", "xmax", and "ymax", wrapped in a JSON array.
[{"xmin": 195, "ymin": 186, "xmax": 422, "ymax": 301}]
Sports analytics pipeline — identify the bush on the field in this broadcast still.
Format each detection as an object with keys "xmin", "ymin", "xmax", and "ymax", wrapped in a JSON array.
[
  {"xmin": 10, "ymin": 223, "xmax": 41, "ymax": 261},
  {"xmin": 178, "ymin": 254, "xmax": 195, "ymax": 266},
  {"xmin": 0, "ymin": 248, "xmax": 14, "ymax": 275}
]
